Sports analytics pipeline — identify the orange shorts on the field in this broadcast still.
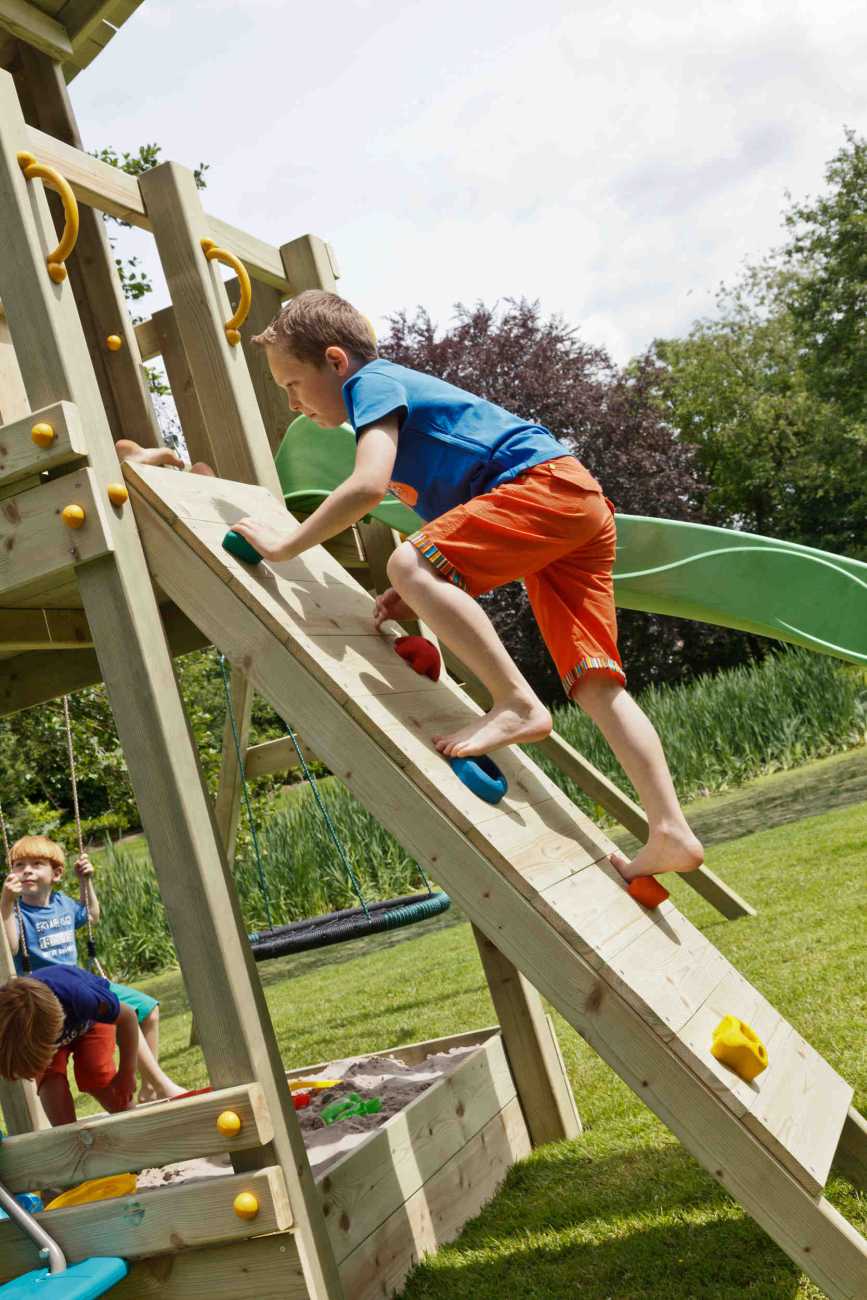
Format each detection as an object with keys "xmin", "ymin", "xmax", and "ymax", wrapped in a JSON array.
[
  {"xmin": 37, "ymin": 1021, "xmax": 117, "ymax": 1093},
  {"xmin": 408, "ymin": 456, "xmax": 625, "ymax": 696}
]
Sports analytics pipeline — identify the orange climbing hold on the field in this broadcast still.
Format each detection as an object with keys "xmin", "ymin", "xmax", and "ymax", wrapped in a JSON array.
[{"xmin": 627, "ymin": 875, "xmax": 669, "ymax": 908}]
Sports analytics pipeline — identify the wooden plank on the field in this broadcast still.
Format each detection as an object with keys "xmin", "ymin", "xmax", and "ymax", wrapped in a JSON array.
[
  {"xmin": 0, "ymin": 604, "xmax": 207, "ymax": 716},
  {"xmin": 0, "ymin": 1083, "xmax": 273, "ymax": 1193},
  {"xmin": 338, "ymin": 1099, "xmax": 531, "ymax": 1300},
  {"xmin": 59, "ymin": 0, "xmax": 118, "ymax": 48},
  {"xmin": 280, "ymin": 234, "xmax": 339, "ymax": 294},
  {"xmin": 320, "ymin": 1033, "xmax": 521, "ymax": 1261},
  {"xmin": 0, "ymin": 1167, "xmax": 292, "ymax": 1281},
  {"xmin": 833, "ymin": 1108, "xmax": 867, "ymax": 1192},
  {"xmin": 152, "ymin": 304, "xmax": 216, "ymax": 469},
  {"xmin": 139, "ymin": 161, "xmax": 281, "ymax": 493},
  {"xmin": 0, "ymin": 398, "xmax": 86, "ymax": 487},
  {"xmin": 0, "ymin": 307, "xmax": 29, "ymax": 422},
  {"xmin": 0, "ymin": 606, "xmax": 90, "ymax": 649},
  {"xmin": 0, "ymin": 468, "xmax": 113, "ymax": 600},
  {"xmin": 62, "ymin": 17, "xmax": 115, "ymax": 78},
  {"xmin": 473, "ymin": 927, "xmax": 581, "ymax": 1147},
  {"xmin": 124, "ymin": 466, "xmax": 867, "ymax": 1299},
  {"xmin": 0, "ymin": 0, "xmax": 73, "ymax": 60},
  {"xmin": 110, "ymin": 1234, "xmax": 308, "ymax": 1300},
  {"xmin": 214, "ymin": 660, "xmax": 252, "ymax": 866},
  {"xmin": 287, "ymin": 1027, "xmax": 500, "ymax": 1083},
  {"xmin": 246, "ymin": 732, "xmax": 319, "ymax": 779},
  {"xmin": 134, "ymin": 313, "xmax": 161, "ymax": 363},
  {"xmin": 16, "ymin": 47, "xmax": 161, "ymax": 447},
  {"xmin": 226, "ymin": 275, "xmax": 288, "ymax": 455},
  {"xmin": 0, "ymin": 75, "xmax": 343, "ymax": 1300}
]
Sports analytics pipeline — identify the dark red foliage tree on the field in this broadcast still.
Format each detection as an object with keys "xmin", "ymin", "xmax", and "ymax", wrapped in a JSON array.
[{"xmin": 380, "ymin": 300, "xmax": 763, "ymax": 699}]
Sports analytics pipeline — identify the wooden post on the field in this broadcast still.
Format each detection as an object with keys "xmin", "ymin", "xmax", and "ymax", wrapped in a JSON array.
[
  {"xmin": 0, "ymin": 307, "xmax": 28, "ymax": 422},
  {"xmin": 227, "ymin": 275, "xmax": 288, "ymax": 454},
  {"xmin": 0, "ymin": 69, "xmax": 342, "ymax": 1298},
  {"xmin": 12, "ymin": 45, "xmax": 161, "ymax": 448},
  {"xmin": 151, "ymin": 303, "xmax": 215, "ymax": 469}
]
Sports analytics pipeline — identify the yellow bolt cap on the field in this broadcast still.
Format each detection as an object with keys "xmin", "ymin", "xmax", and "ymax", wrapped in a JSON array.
[
  {"xmin": 106, "ymin": 334, "xmax": 123, "ymax": 351},
  {"xmin": 107, "ymin": 483, "xmax": 128, "ymax": 507},
  {"xmin": 232, "ymin": 1191, "xmax": 259, "ymax": 1220},
  {"xmin": 216, "ymin": 1109, "xmax": 242, "ymax": 1137},
  {"xmin": 31, "ymin": 423, "xmax": 56, "ymax": 448},
  {"xmin": 48, "ymin": 263, "xmax": 67, "ymax": 283},
  {"xmin": 61, "ymin": 504, "xmax": 86, "ymax": 529}
]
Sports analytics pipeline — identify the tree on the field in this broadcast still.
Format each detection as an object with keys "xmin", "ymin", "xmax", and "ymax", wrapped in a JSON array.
[{"xmin": 380, "ymin": 300, "xmax": 749, "ymax": 696}]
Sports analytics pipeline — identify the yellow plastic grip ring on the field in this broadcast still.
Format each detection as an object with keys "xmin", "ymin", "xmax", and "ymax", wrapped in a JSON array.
[
  {"xmin": 201, "ymin": 237, "xmax": 251, "ymax": 344},
  {"xmin": 61, "ymin": 504, "xmax": 86, "ymax": 529},
  {"xmin": 18, "ymin": 151, "xmax": 80, "ymax": 283}
]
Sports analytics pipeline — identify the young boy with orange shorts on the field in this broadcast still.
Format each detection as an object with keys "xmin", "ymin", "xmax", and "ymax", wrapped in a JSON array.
[
  {"xmin": 134, "ymin": 290, "xmax": 703, "ymax": 885},
  {"xmin": 0, "ymin": 964, "xmax": 138, "ymax": 1125}
]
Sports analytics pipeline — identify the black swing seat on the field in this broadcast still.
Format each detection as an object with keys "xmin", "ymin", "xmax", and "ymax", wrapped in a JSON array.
[{"xmin": 248, "ymin": 891, "xmax": 451, "ymax": 960}]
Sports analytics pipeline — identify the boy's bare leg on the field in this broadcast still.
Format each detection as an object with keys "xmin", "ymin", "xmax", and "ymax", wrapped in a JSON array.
[
  {"xmin": 572, "ymin": 675, "xmax": 703, "ymax": 880},
  {"xmin": 137, "ymin": 1010, "xmax": 184, "ymax": 1101},
  {"xmin": 38, "ymin": 1074, "xmax": 76, "ymax": 1125},
  {"xmin": 115, "ymin": 438, "xmax": 215, "ymax": 477},
  {"xmin": 387, "ymin": 543, "xmax": 551, "ymax": 756}
]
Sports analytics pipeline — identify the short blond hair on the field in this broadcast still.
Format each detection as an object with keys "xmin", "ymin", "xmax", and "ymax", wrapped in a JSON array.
[
  {"xmin": 0, "ymin": 978, "xmax": 64, "ymax": 1080},
  {"xmin": 252, "ymin": 290, "xmax": 377, "ymax": 366},
  {"xmin": 10, "ymin": 835, "xmax": 65, "ymax": 872}
]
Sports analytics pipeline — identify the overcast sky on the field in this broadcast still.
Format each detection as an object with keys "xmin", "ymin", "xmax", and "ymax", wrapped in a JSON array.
[{"xmin": 68, "ymin": 0, "xmax": 866, "ymax": 363}]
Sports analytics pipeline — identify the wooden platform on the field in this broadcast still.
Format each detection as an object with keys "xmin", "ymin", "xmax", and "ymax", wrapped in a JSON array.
[{"xmin": 121, "ymin": 463, "xmax": 867, "ymax": 1300}]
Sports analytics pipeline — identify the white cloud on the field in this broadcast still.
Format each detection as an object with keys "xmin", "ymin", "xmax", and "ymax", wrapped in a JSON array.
[{"xmin": 69, "ymin": 0, "xmax": 867, "ymax": 362}]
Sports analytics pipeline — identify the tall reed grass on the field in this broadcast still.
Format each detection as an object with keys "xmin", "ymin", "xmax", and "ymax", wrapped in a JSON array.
[{"xmin": 88, "ymin": 649, "xmax": 864, "ymax": 978}]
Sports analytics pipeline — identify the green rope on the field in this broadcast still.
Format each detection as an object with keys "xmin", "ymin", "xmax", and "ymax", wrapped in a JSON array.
[{"xmin": 219, "ymin": 656, "xmax": 274, "ymax": 931}]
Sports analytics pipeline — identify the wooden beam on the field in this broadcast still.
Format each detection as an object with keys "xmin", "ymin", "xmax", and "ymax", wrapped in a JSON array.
[
  {"xmin": 0, "ymin": 398, "xmax": 87, "ymax": 489},
  {"xmin": 280, "ymin": 234, "xmax": 339, "ymax": 294},
  {"xmin": 0, "ymin": 468, "xmax": 114, "ymax": 601},
  {"xmin": 0, "ymin": 1167, "xmax": 292, "ymax": 1281},
  {"xmin": 58, "ymin": 0, "xmax": 118, "ymax": 49},
  {"xmin": 139, "ymin": 161, "xmax": 281, "ymax": 493},
  {"xmin": 0, "ymin": 1083, "xmax": 273, "ymax": 1193},
  {"xmin": 214, "ymin": 660, "xmax": 252, "ymax": 866},
  {"xmin": 472, "ymin": 926, "xmax": 581, "ymax": 1146},
  {"xmin": 151, "ymin": 304, "xmax": 216, "ymax": 469},
  {"xmin": 134, "ymin": 313, "xmax": 161, "ymax": 363},
  {"xmin": 15, "ymin": 47, "xmax": 161, "ymax": 447},
  {"xmin": 0, "ymin": 306, "xmax": 28, "ymax": 422},
  {"xmin": 0, "ymin": 1, "xmax": 73, "ymax": 61},
  {"xmin": 245, "ymin": 733, "xmax": 319, "ymax": 779},
  {"xmin": 226, "ymin": 275, "xmax": 288, "ymax": 455},
  {"xmin": 0, "ymin": 604, "xmax": 208, "ymax": 716},
  {"xmin": 833, "ymin": 1107, "xmax": 867, "ymax": 1192},
  {"xmin": 0, "ymin": 606, "xmax": 91, "ymax": 649},
  {"xmin": 110, "ymin": 1234, "xmax": 308, "ymax": 1300}
]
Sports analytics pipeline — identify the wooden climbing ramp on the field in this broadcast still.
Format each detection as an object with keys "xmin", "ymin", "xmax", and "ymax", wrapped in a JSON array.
[{"xmin": 126, "ymin": 462, "xmax": 867, "ymax": 1300}]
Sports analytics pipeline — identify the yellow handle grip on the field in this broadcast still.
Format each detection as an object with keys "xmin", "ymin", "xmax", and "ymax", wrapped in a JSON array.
[
  {"xmin": 200, "ymin": 237, "xmax": 251, "ymax": 345},
  {"xmin": 18, "ymin": 151, "xmax": 80, "ymax": 283}
]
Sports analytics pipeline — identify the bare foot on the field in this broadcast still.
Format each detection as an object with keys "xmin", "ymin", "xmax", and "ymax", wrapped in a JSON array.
[
  {"xmin": 433, "ymin": 695, "xmax": 551, "ymax": 757},
  {"xmin": 609, "ymin": 828, "xmax": 704, "ymax": 883}
]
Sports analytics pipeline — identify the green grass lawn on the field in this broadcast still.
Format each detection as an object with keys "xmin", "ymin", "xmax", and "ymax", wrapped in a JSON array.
[{"xmin": 22, "ymin": 755, "xmax": 867, "ymax": 1297}]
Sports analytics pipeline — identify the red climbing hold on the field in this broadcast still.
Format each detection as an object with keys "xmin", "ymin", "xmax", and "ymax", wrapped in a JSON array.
[
  {"xmin": 627, "ymin": 875, "xmax": 670, "ymax": 908},
  {"xmin": 394, "ymin": 635, "xmax": 441, "ymax": 681}
]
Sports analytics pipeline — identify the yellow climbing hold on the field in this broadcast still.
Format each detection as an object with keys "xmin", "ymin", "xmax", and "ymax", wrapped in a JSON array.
[
  {"xmin": 31, "ymin": 423, "xmax": 56, "ymax": 448},
  {"xmin": 711, "ymin": 1015, "xmax": 768, "ymax": 1082},
  {"xmin": 232, "ymin": 1191, "xmax": 259, "ymax": 1220},
  {"xmin": 107, "ymin": 483, "xmax": 128, "ymax": 507},
  {"xmin": 61, "ymin": 504, "xmax": 86, "ymax": 529},
  {"xmin": 106, "ymin": 334, "xmax": 123, "ymax": 351},
  {"xmin": 216, "ymin": 1109, "xmax": 242, "ymax": 1137}
]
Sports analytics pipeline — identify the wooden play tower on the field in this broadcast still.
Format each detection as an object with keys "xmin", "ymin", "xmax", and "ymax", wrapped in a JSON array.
[{"xmin": 0, "ymin": 6, "xmax": 864, "ymax": 1299}]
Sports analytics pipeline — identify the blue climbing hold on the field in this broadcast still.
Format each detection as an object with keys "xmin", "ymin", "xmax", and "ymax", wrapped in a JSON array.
[
  {"xmin": 222, "ymin": 530, "xmax": 263, "ymax": 566},
  {"xmin": 449, "ymin": 754, "xmax": 508, "ymax": 805}
]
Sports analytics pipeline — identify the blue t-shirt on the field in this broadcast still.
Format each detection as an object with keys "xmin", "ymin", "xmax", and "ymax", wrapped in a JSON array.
[
  {"xmin": 14, "ymin": 892, "xmax": 87, "ymax": 974},
  {"xmin": 30, "ymin": 966, "xmax": 119, "ymax": 1049},
  {"xmin": 342, "ymin": 360, "xmax": 571, "ymax": 522}
]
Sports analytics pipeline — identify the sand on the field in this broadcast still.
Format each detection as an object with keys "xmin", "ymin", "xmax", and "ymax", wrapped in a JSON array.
[{"xmin": 136, "ymin": 1043, "xmax": 478, "ymax": 1190}]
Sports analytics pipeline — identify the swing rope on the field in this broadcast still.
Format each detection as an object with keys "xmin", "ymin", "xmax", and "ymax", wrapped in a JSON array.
[{"xmin": 61, "ymin": 695, "xmax": 101, "ymax": 971}]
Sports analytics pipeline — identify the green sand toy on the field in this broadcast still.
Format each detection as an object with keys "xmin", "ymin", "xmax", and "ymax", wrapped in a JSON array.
[{"xmin": 275, "ymin": 417, "xmax": 867, "ymax": 665}]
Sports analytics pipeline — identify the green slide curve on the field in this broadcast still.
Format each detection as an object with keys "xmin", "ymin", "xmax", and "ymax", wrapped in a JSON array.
[{"xmin": 275, "ymin": 416, "xmax": 867, "ymax": 666}]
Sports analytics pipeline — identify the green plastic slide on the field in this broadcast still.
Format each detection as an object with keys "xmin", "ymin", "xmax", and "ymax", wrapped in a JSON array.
[{"xmin": 275, "ymin": 416, "xmax": 867, "ymax": 666}]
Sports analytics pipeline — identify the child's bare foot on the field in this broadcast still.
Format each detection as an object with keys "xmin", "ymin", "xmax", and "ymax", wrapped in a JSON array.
[
  {"xmin": 609, "ymin": 827, "xmax": 704, "ymax": 883},
  {"xmin": 434, "ymin": 695, "xmax": 551, "ymax": 757}
]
